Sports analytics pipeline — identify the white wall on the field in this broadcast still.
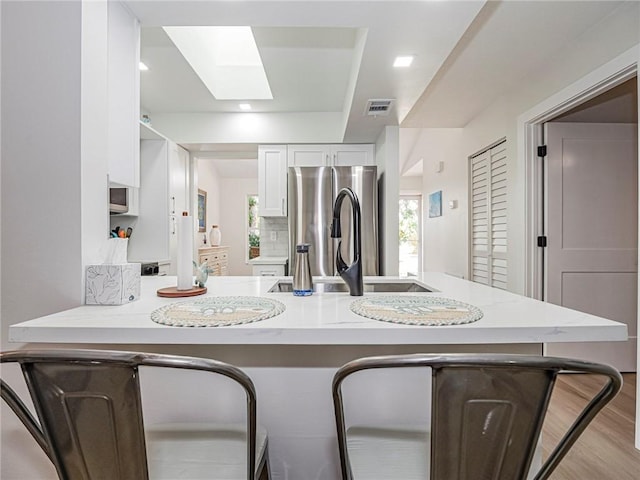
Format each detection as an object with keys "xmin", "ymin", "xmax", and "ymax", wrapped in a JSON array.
[
  {"xmin": 401, "ymin": 129, "xmax": 467, "ymax": 277},
  {"xmin": 408, "ymin": 6, "xmax": 639, "ymax": 294},
  {"xmin": 196, "ymin": 158, "xmax": 222, "ymax": 244},
  {"xmin": 197, "ymin": 160, "xmax": 257, "ymax": 275},
  {"xmin": 1, "ymin": 1, "xmax": 109, "ymax": 478},
  {"xmin": 376, "ymin": 126, "xmax": 399, "ymax": 275},
  {"xmin": 152, "ymin": 112, "xmax": 344, "ymax": 144},
  {"xmin": 220, "ymin": 178, "xmax": 258, "ymax": 275},
  {"xmin": 399, "ymin": 175, "xmax": 422, "ymax": 195}
]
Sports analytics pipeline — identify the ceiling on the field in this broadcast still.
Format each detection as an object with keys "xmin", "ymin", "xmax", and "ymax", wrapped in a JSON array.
[{"xmin": 127, "ymin": 0, "xmax": 638, "ymax": 171}]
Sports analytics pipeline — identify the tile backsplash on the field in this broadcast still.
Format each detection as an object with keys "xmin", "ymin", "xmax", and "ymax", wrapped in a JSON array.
[{"xmin": 260, "ymin": 217, "xmax": 289, "ymax": 257}]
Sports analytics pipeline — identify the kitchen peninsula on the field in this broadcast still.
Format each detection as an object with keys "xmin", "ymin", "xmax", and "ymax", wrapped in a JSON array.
[
  {"xmin": 8, "ymin": 272, "xmax": 627, "ymax": 480},
  {"xmin": 9, "ymin": 272, "xmax": 627, "ymax": 345}
]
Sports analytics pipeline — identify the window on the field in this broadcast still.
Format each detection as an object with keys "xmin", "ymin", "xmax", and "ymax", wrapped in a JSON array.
[
  {"xmin": 399, "ymin": 195, "xmax": 422, "ymax": 276},
  {"xmin": 247, "ymin": 194, "xmax": 260, "ymax": 261},
  {"xmin": 470, "ymin": 141, "xmax": 507, "ymax": 289}
]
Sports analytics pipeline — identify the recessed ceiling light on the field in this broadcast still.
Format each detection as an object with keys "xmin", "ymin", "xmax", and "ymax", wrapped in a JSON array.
[
  {"xmin": 163, "ymin": 26, "xmax": 273, "ymax": 100},
  {"xmin": 139, "ymin": 62, "xmax": 149, "ymax": 71},
  {"xmin": 393, "ymin": 56, "xmax": 414, "ymax": 68},
  {"xmin": 239, "ymin": 103, "xmax": 252, "ymax": 111}
]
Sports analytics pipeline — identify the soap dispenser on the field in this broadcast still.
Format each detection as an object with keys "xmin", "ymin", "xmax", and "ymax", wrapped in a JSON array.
[{"xmin": 292, "ymin": 244, "xmax": 313, "ymax": 296}]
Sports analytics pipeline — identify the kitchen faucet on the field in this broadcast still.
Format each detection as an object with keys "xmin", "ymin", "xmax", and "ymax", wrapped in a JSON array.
[{"xmin": 331, "ymin": 187, "xmax": 363, "ymax": 296}]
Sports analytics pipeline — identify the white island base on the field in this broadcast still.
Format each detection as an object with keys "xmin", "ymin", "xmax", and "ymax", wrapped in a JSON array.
[{"xmin": 8, "ymin": 273, "xmax": 627, "ymax": 480}]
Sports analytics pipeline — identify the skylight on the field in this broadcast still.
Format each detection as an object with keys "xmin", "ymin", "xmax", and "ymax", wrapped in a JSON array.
[
  {"xmin": 393, "ymin": 56, "xmax": 414, "ymax": 68},
  {"xmin": 163, "ymin": 26, "xmax": 273, "ymax": 100}
]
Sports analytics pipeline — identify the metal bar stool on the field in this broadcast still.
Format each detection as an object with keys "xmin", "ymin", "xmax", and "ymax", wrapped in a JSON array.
[
  {"xmin": 332, "ymin": 353, "xmax": 622, "ymax": 480},
  {"xmin": 1, "ymin": 349, "xmax": 271, "ymax": 480}
]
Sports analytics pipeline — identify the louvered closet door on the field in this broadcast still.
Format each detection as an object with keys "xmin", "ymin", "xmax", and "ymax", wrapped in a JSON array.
[{"xmin": 470, "ymin": 142, "xmax": 507, "ymax": 289}]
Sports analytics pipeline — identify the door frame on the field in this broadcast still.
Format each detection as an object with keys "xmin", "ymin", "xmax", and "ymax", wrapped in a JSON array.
[
  {"xmin": 518, "ymin": 45, "xmax": 639, "ymax": 449},
  {"xmin": 519, "ymin": 45, "xmax": 638, "ymax": 300}
]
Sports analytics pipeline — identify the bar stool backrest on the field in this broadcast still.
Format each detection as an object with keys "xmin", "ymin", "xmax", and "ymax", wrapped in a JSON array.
[
  {"xmin": 1, "ymin": 349, "xmax": 259, "ymax": 480},
  {"xmin": 332, "ymin": 353, "xmax": 622, "ymax": 480}
]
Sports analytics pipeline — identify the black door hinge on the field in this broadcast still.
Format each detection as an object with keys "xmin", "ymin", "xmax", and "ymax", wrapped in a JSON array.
[
  {"xmin": 537, "ymin": 236, "xmax": 547, "ymax": 247},
  {"xmin": 537, "ymin": 145, "xmax": 547, "ymax": 157}
]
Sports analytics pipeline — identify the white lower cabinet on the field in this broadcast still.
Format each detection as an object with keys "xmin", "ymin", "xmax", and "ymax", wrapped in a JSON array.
[
  {"xmin": 158, "ymin": 261, "xmax": 170, "ymax": 277},
  {"xmin": 250, "ymin": 257, "xmax": 288, "ymax": 276},
  {"xmin": 252, "ymin": 264, "xmax": 286, "ymax": 276},
  {"xmin": 198, "ymin": 246, "xmax": 229, "ymax": 276}
]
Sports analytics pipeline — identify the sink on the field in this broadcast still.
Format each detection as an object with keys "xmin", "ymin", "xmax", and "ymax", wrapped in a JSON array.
[{"xmin": 267, "ymin": 279, "xmax": 432, "ymax": 293}]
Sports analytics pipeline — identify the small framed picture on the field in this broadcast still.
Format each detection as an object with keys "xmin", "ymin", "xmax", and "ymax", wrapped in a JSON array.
[
  {"xmin": 429, "ymin": 190, "xmax": 442, "ymax": 218},
  {"xmin": 197, "ymin": 189, "xmax": 207, "ymax": 232}
]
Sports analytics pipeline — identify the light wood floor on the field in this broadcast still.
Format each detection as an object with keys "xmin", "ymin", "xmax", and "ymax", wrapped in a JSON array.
[{"xmin": 542, "ymin": 373, "xmax": 639, "ymax": 479}]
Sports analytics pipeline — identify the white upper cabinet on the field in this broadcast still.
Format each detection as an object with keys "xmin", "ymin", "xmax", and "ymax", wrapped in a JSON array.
[
  {"xmin": 259, "ymin": 145, "xmax": 288, "ymax": 217},
  {"xmin": 287, "ymin": 145, "xmax": 331, "ymax": 167},
  {"xmin": 331, "ymin": 144, "xmax": 375, "ymax": 167},
  {"xmin": 169, "ymin": 143, "xmax": 189, "ymax": 218},
  {"xmin": 287, "ymin": 144, "xmax": 375, "ymax": 167},
  {"xmin": 107, "ymin": 1, "xmax": 140, "ymax": 187}
]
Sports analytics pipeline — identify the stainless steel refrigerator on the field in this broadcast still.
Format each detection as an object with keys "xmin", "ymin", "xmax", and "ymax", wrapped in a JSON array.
[{"xmin": 288, "ymin": 166, "xmax": 378, "ymax": 276}]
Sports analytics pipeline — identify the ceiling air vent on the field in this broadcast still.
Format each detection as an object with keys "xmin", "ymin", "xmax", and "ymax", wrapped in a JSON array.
[{"xmin": 365, "ymin": 99, "xmax": 394, "ymax": 116}]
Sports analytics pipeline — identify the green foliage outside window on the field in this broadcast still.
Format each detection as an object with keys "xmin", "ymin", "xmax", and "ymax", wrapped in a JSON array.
[
  {"xmin": 248, "ymin": 195, "xmax": 260, "ymax": 259},
  {"xmin": 399, "ymin": 198, "xmax": 418, "ymax": 246}
]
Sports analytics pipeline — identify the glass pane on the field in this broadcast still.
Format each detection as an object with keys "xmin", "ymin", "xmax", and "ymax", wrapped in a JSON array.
[
  {"xmin": 248, "ymin": 195, "xmax": 260, "ymax": 259},
  {"xmin": 399, "ymin": 197, "xmax": 421, "ymax": 276}
]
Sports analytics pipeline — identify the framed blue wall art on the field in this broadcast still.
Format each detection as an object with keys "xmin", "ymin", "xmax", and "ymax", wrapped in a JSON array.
[
  {"xmin": 197, "ymin": 189, "xmax": 207, "ymax": 232},
  {"xmin": 429, "ymin": 190, "xmax": 442, "ymax": 218}
]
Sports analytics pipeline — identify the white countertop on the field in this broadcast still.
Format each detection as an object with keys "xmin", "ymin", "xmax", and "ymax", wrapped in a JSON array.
[{"xmin": 9, "ymin": 273, "xmax": 627, "ymax": 345}]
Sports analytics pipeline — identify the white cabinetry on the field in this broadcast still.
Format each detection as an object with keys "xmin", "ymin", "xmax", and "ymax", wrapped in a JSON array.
[
  {"xmin": 332, "ymin": 144, "xmax": 375, "ymax": 166},
  {"xmin": 107, "ymin": 0, "xmax": 140, "ymax": 187},
  {"xmin": 252, "ymin": 264, "xmax": 286, "ymax": 276},
  {"xmin": 287, "ymin": 144, "xmax": 375, "ymax": 167},
  {"xmin": 258, "ymin": 145, "xmax": 288, "ymax": 217},
  {"xmin": 287, "ymin": 145, "xmax": 330, "ymax": 167},
  {"xmin": 127, "ymin": 129, "xmax": 189, "ymax": 273},
  {"xmin": 198, "ymin": 246, "xmax": 229, "ymax": 276},
  {"xmin": 168, "ymin": 143, "xmax": 190, "ymax": 273},
  {"xmin": 250, "ymin": 256, "xmax": 288, "ymax": 276},
  {"xmin": 259, "ymin": 144, "xmax": 374, "ymax": 218}
]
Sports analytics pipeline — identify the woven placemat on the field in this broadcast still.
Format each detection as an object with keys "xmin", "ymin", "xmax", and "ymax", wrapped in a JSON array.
[
  {"xmin": 150, "ymin": 296, "xmax": 286, "ymax": 327},
  {"xmin": 350, "ymin": 296, "xmax": 483, "ymax": 326}
]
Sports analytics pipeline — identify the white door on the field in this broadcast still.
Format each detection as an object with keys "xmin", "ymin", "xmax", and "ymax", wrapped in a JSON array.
[
  {"xmin": 469, "ymin": 142, "xmax": 508, "ymax": 289},
  {"xmin": 544, "ymin": 122, "xmax": 638, "ymax": 372}
]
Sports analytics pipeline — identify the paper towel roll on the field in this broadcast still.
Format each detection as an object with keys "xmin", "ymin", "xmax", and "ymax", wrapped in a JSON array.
[{"xmin": 177, "ymin": 213, "xmax": 194, "ymax": 290}]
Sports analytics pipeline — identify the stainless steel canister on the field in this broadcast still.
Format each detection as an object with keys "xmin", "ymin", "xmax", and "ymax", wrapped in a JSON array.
[{"xmin": 292, "ymin": 244, "xmax": 313, "ymax": 296}]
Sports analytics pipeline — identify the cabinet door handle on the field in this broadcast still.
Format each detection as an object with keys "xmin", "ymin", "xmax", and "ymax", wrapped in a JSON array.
[
  {"xmin": 281, "ymin": 198, "xmax": 285, "ymax": 215},
  {"xmin": 333, "ymin": 153, "xmax": 337, "ymax": 165},
  {"xmin": 326, "ymin": 154, "xmax": 330, "ymax": 166},
  {"xmin": 171, "ymin": 216, "xmax": 176, "ymax": 235},
  {"xmin": 171, "ymin": 196, "xmax": 176, "ymax": 215}
]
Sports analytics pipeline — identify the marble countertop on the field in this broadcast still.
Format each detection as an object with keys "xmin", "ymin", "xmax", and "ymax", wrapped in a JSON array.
[{"xmin": 9, "ymin": 273, "xmax": 627, "ymax": 345}]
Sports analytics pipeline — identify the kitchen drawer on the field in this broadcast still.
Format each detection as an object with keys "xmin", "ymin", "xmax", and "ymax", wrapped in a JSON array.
[
  {"xmin": 158, "ymin": 262, "xmax": 170, "ymax": 276},
  {"xmin": 198, "ymin": 246, "xmax": 229, "ymax": 276},
  {"xmin": 253, "ymin": 264, "xmax": 285, "ymax": 276}
]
